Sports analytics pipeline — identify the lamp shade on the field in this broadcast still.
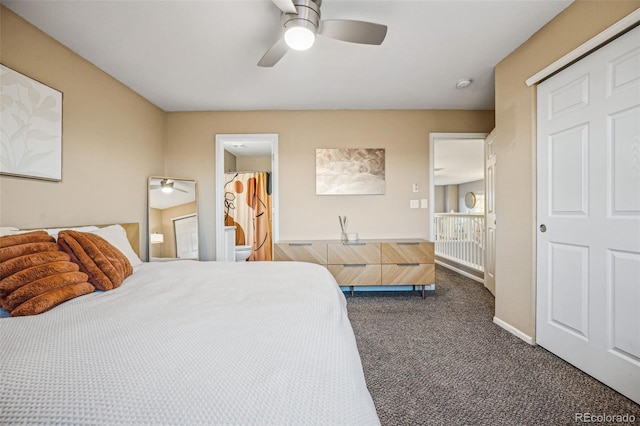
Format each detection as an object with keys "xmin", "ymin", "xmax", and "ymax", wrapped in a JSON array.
[{"xmin": 150, "ymin": 233, "xmax": 164, "ymax": 244}]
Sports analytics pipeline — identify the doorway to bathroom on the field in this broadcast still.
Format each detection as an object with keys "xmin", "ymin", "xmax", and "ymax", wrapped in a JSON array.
[{"xmin": 215, "ymin": 134, "xmax": 279, "ymax": 261}]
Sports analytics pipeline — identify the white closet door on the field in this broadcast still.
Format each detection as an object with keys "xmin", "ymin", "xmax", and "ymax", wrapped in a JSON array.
[
  {"xmin": 174, "ymin": 215, "xmax": 199, "ymax": 259},
  {"xmin": 537, "ymin": 25, "xmax": 640, "ymax": 404}
]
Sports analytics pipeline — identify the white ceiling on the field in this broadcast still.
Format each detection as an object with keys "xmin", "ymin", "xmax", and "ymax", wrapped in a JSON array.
[
  {"xmin": 149, "ymin": 178, "xmax": 197, "ymax": 210},
  {"xmin": 2, "ymin": 0, "xmax": 572, "ymax": 112},
  {"xmin": 434, "ymin": 138, "xmax": 484, "ymax": 186},
  {"xmin": 224, "ymin": 140, "xmax": 272, "ymax": 157}
]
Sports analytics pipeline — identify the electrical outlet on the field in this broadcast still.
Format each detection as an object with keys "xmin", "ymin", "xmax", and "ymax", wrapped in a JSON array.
[
  {"xmin": 412, "ymin": 183, "xmax": 419, "ymax": 193},
  {"xmin": 410, "ymin": 199, "xmax": 419, "ymax": 209}
]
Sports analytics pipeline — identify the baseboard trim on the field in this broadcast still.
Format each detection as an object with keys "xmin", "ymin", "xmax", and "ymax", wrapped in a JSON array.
[
  {"xmin": 493, "ymin": 316, "xmax": 534, "ymax": 345},
  {"xmin": 435, "ymin": 260, "xmax": 484, "ymax": 284}
]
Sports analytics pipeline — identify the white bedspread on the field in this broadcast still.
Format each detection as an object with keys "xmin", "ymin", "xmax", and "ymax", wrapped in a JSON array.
[{"xmin": 0, "ymin": 261, "xmax": 379, "ymax": 425}]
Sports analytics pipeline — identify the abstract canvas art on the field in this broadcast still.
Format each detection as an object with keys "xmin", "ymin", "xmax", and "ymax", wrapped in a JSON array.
[
  {"xmin": 316, "ymin": 148, "xmax": 385, "ymax": 195},
  {"xmin": 0, "ymin": 64, "xmax": 63, "ymax": 181}
]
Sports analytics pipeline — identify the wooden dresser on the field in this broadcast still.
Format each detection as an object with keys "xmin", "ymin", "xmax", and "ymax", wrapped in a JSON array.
[{"xmin": 274, "ymin": 239, "xmax": 434, "ymax": 298}]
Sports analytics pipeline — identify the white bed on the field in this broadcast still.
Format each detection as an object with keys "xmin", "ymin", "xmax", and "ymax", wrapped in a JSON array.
[{"xmin": 0, "ymin": 260, "xmax": 379, "ymax": 425}]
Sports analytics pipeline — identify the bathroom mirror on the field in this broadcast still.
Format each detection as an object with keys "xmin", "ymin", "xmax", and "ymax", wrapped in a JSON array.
[{"xmin": 148, "ymin": 176, "xmax": 199, "ymax": 261}]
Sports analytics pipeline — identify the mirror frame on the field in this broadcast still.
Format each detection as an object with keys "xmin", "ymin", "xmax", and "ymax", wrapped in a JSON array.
[
  {"xmin": 148, "ymin": 176, "xmax": 199, "ymax": 262},
  {"xmin": 464, "ymin": 191, "xmax": 477, "ymax": 209}
]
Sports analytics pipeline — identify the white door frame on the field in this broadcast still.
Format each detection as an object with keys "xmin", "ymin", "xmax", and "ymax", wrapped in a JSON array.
[
  {"xmin": 428, "ymin": 132, "xmax": 488, "ymax": 241},
  {"xmin": 215, "ymin": 133, "xmax": 279, "ymax": 261}
]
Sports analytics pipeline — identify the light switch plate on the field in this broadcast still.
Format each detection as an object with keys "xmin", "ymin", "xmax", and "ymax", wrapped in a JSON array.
[
  {"xmin": 420, "ymin": 199, "xmax": 428, "ymax": 209},
  {"xmin": 410, "ymin": 199, "xmax": 419, "ymax": 209}
]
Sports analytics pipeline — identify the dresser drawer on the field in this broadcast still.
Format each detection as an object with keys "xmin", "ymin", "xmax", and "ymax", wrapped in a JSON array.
[
  {"xmin": 328, "ymin": 264, "xmax": 381, "ymax": 286},
  {"xmin": 328, "ymin": 242, "xmax": 380, "ymax": 264},
  {"xmin": 382, "ymin": 264, "xmax": 435, "ymax": 285},
  {"xmin": 381, "ymin": 241, "xmax": 434, "ymax": 264},
  {"xmin": 274, "ymin": 242, "xmax": 327, "ymax": 264}
]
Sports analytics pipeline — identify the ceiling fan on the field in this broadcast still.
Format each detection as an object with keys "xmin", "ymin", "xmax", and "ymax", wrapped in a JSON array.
[
  {"xmin": 150, "ymin": 179, "xmax": 188, "ymax": 194},
  {"xmin": 258, "ymin": 0, "xmax": 387, "ymax": 67}
]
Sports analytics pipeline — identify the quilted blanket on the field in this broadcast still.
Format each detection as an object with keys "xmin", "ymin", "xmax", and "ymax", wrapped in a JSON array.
[{"xmin": 0, "ymin": 261, "xmax": 379, "ymax": 425}]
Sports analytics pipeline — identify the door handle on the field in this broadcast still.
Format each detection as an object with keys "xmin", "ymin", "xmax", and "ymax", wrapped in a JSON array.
[{"xmin": 540, "ymin": 224, "xmax": 547, "ymax": 232}]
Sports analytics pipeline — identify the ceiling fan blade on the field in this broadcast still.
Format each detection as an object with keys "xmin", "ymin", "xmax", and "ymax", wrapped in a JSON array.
[
  {"xmin": 319, "ymin": 19, "xmax": 387, "ymax": 45},
  {"xmin": 271, "ymin": 0, "xmax": 297, "ymax": 14},
  {"xmin": 150, "ymin": 185, "xmax": 161, "ymax": 190},
  {"xmin": 258, "ymin": 38, "xmax": 289, "ymax": 67}
]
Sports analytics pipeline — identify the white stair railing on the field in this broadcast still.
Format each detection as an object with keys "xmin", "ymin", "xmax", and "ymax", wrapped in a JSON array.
[{"xmin": 435, "ymin": 213, "xmax": 485, "ymax": 272}]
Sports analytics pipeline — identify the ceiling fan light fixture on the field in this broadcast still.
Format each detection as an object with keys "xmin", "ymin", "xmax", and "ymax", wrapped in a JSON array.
[
  {"xmin": 284, "ymin": 22, "xmax": 316, "ymax": 51},
  {"xmin": 259, "ymin": 0, "xmax": 385, "ymax": 67},
  {"xmin": 161, "ymin": 180, "xmax": 174, "ymax": 193}
]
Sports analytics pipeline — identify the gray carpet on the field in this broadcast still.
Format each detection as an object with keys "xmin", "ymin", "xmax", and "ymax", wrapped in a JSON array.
[{"xmin": 346, "ymin": 265, "xmax": 640, "ymax": 426}]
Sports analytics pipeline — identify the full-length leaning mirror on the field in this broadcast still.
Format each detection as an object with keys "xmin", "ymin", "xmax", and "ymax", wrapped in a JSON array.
[{"xmin": 148, "ymin": 177, "xmax": 199, "ymax": 261}]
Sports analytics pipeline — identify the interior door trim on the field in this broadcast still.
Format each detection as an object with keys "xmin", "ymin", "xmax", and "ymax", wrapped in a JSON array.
[
  {"xmin": 428, "ymin": 132, "xmax": 488, "ymax": 242},
  {"xmin": 526, "ymin": 9, "xmax": 640, "ymax": 86},
  {"xmin": 215, "ymin": 133, "xmax": 279, "ymax": 261}
]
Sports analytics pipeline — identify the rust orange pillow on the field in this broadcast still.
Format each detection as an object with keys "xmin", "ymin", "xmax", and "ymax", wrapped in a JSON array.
[
  {"xmin": 10, "ymin": 282, "xmax": 95, "ymax": 317},
  {"xmin": 0, "ymin": 250, "xmax": 71, "ymax": 280},
  {"xmin": 0, "ymin": 260, "xmax": 80, "ymax": 297},
  {"xmin": 58, "ymin": 230, "xmax": 132, "ymax": 291},
  {"xmin": 6, "ymin": 273, "xmax": 92, "ymax": 312},
  {"xmin": 0, "ymin": 231, "xmax": 58, "ymax": 263},
  {"xmin": 0, "ymin": 231, "xmax": 93, "ymax": 316}
]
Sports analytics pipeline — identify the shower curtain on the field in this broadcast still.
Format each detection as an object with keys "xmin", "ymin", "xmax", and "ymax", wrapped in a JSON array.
[{"xmin": 224, "ymin": 171, "xmax": 273, "ymax": 261}]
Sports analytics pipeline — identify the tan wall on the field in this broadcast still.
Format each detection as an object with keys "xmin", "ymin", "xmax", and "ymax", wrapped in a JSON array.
[
  {"xmin": 223, "ymin": 150, "xmax": 237, "ymax": 172},
  {"xmin": 236, "ymin": 156, "xmax": 271, "ymax": 172},
  {"xmin": 0, "ymin": 7, "xmax": 166, "ymax": 260},
  {"xmin": 494, "ymin": 1, "xmax": 639, "ymax": 339},
  {"xmin": 434, "ymin": 186, "xmax": 446, "ymax": 213},
  {"xmin": 445, "ymin": 185, "xmax": 459, "ymax": 213},
  {"xmin": 166, "ymin": 110, "xmax": 494, "ymax": 260}
]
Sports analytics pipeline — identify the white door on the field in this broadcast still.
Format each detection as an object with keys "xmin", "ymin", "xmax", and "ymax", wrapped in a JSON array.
[
  {"xmin": 174, "ymin": 215, "xmax": 199, "ymax": 259},
  {"xmin": 536, "ymin": 25, "xmax": 640, "ymax": 403},
  {"xmin": 484, "ymin": 130, "xmax": 496, "ymax": 296}
]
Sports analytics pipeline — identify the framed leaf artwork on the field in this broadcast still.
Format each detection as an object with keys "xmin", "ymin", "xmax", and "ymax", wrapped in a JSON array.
[{"xmin": 1, "ymin": 64, "xmax": 63, "ymax": 181}]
